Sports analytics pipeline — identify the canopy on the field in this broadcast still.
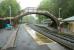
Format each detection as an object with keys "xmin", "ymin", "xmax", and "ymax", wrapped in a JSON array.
[{"xmin": 62, "ymin": 16, "xmax": 74, "ymax": 22}]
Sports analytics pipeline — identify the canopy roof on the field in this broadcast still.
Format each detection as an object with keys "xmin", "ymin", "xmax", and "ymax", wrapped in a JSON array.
[
  {"xmin": 0, "ymin": 17, "xmax": 14, "ymax": 20},
  {"xmin": 62, "ymin": 16, "xmax": 74, "ymax": 22}
]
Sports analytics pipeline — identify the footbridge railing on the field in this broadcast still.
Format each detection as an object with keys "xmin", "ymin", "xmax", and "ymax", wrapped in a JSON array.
[{"xmin": 15, "ymin": 7, "xmax": 59, "ymax": 29}]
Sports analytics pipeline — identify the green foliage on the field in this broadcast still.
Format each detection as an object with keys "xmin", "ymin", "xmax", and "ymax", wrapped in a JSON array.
[
  {"xmin": 0, "ymin": 0, "xmax": 20, "ymax": 17},
  {"xmin": 38, "ymin": 0, "xmax": 74, "ymax": 19},
  {"xmin": 21, "ymin": 15, "xmax": 37, "ymax": 24},
  {"xmin": 37, "ymin": 15, "xmax": 48, "ymax": 23}
]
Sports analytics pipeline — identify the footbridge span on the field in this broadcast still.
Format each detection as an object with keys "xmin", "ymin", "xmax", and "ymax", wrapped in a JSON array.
[{"xmin": 14, "ymin": 7, "xmax": 59, "ymax": 29}]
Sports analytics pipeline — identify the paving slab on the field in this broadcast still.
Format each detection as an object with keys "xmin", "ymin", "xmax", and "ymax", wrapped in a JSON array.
[
  {"xmin": 14, "ymin": 24, "xmax": 50, "ymax": 50},
  {"xmin": 0, "ymin": 29, "xmax": 17, "ymax": 48}
]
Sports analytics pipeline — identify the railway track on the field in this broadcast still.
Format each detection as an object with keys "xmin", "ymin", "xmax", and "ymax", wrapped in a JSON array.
[
  {"xmin": 35, "ymin": 24, "xmax": 74, "ymax": 43},
  {"xmin": 29, "ymin": 24, "xmax": 74, "ymax": 50}
]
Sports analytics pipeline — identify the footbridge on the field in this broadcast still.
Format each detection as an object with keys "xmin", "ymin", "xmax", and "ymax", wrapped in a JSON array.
[{"xmin": 14, "ymin": 7, "xmax": 59, "ymax": 29}]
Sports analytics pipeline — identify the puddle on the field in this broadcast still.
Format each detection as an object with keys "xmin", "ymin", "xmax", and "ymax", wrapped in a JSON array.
[
  {"xmin": 24, "ymin": 25, "xmax": 68, "ymax": 50},
  {"xmin": 25, "ymin": 25, "xmax": 54, "ymax": 45}
]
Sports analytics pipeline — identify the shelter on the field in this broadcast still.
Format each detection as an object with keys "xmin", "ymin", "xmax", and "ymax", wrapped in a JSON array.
[{"xmin": 62, "ymin": 16, "xmax": 74, "ymax": 33}]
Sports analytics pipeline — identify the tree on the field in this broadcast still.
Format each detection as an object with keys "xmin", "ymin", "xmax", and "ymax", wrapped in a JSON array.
[
  {"xmin": 37, "ymin": 15, "xmax": 48, "ymax": 23},
  {"xmin": 21, "ymin": 15, "xmax": 37, "ymax": 24},
  {"xmin": 38, "ymin": 0, "xmax": 74, "ymax": 19},
  {"xmin": 0, "ymin": 0, "xmax": 20, "ymax": 17}
]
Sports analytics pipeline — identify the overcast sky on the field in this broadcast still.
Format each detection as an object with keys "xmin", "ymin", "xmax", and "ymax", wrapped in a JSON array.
[{"xmin": 17, "ymin": 0, "xmax": 42, "ymax": 9}]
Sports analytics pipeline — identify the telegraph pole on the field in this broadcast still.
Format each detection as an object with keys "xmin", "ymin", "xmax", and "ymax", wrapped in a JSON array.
[
  {"xmin": 9, "ymin": 6, "xmax": 11, "ymax": 25},
  {"xmin": 58, "ymin": 8, "xmax": 62, "ymax": 32}
]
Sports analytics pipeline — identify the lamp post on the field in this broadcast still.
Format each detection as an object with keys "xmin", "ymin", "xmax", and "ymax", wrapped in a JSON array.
[
  {"xmin": 58, "ymin": 8, "xmax": 62, "ymax": 32},
  {"xmin": 9, "ymin": 6, "xmax": 11, "ymax": 25},
  {"xmin": 59, "ymin": 8, "xmax": 62, "ymax": 18}
]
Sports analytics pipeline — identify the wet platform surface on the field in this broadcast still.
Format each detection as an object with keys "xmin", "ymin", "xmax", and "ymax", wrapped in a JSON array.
[
  {"xmin": 0, "ymin": 29, "xmax": 16, "ymax": 48},
  {"xmin": 13, "ymin": 24, "xmax": 50, "ymax": 50}
]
